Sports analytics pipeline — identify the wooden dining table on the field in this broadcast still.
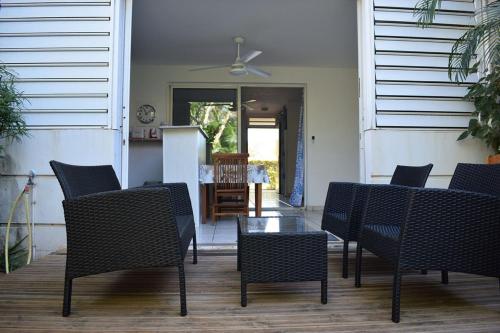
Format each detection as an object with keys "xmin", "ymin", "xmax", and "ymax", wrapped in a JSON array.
[{"xmin": 199, "ymin": 164, "xmax": 270, "ymax": 224}]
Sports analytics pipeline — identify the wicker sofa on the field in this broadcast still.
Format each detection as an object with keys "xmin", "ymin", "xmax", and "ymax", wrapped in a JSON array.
[{"xmin": 50, "ymin": 160, "xmax": 197, "ymax": 317}]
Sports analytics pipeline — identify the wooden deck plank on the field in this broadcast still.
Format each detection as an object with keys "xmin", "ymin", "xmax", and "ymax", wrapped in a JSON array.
[{"xmin": 0, "ymin": 253, "xmax": 499, "ymax": 332}]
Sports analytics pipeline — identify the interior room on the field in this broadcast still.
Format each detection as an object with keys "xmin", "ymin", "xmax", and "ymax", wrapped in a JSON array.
[
  {"xmin": 127, "ymin": 0, "xmax": 360, "ymax": 243},
  {"xmin": 241, "ymin": 87, "xmax": 304, "ymax": 208}
]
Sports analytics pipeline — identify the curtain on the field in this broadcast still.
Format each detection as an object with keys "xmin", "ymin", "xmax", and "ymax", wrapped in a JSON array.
[{"xmin": 289, "ymin": 106, "xmax": 304, "ymax": 207}]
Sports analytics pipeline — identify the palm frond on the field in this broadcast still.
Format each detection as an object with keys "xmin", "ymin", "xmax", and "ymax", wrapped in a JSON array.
[
  {"xmin": 414, "ymin": 0, "xmax": 442, "ymax": 27},
  {"xmin": 448, "ymin": 2, "xmax": 500, "ymax": 81}
]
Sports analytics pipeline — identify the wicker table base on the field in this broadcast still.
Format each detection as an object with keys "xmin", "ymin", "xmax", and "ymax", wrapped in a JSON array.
[{"xmin": 237, "ymin": 216, "xmax": 328, "ymax": 307}]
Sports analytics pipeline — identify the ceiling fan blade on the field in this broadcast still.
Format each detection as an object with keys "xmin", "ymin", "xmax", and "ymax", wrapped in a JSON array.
[
  {"xmin": 241, "ymin": 50, "xmax": 262, "ymax": 63},
  {"xmin": 189, "ymin": 65, "xmax": 229, "ymax": 72},
  {"xmin": 242, "ymin": 104, "xmax": 255, "ymax": 111},
  {"xmin": 246, "ymin": 65, "xmax": 271, "ymax": 78}
]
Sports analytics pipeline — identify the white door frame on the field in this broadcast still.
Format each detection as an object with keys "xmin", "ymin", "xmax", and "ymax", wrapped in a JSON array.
[
  {"xmin": 356, "ymin": 0, "xmax": 376, "ymax": 184},
  {"xmin": 120, "ymin": 0, "xmax": 366, "ymax": 194},
  {"xmin": 115, "ymin": 0, "xmax": 133, "ymax": 188},
  {"xmin": 168, "ymin": 82, "xmax": 307, "ymax": 207}
]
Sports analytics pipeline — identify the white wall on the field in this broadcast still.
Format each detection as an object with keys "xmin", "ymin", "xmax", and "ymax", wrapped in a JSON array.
[
  {"xmin": 0, "ymin": 129, "xmax": 119, "ymax": 258},
  {"xmin": 364, "ymin": 129, "xmax": 491, "ymax": 188},
  {"xmin": 129, "ymin": 64, "xmax": 359, "ymax": 207},
  {"xmin": 0, "ymin": 0, "xmax": 129, "ymax": 260},
  {"xmin": 358, "ymin": 0, "xmax": 490, "ymax": 188}
]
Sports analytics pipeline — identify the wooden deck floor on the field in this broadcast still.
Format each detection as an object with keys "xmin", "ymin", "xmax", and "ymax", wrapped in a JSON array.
[{"xmin": 1, "ymin": 253, "xmax": 499, "ymax": 332}]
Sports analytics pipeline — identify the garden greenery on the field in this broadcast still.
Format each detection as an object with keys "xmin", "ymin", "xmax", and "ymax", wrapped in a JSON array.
[{"xmin": 0, "ymin": 65, "xmax": 28, "ymax": 154}]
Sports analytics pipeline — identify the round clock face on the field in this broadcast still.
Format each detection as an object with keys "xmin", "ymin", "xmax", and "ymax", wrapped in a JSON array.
[{"xmin": 137, "ymin": 104, "xmax": 156, "ymax": 124}]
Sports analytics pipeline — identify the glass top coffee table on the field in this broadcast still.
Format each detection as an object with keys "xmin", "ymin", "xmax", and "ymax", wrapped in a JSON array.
[{"xmin": 237, "ymin": 215, "xmax": 328, "ymax": 307}]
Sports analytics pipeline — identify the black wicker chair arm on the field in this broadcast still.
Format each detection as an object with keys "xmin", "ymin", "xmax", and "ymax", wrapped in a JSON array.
[
  {"xmin": 321, "ymin": 182, "xmax": 357, "ymax": 226},
  {"xmin": 139, "ymin": 182, "xmax": 193, "ymax": 216},
  {"xmin": 398, "ymin": 188, "xmax": 500, "ymax": 275},
  {"xmin": 62, "ymin": 187, "xmax": 182, "ymax": 278}
]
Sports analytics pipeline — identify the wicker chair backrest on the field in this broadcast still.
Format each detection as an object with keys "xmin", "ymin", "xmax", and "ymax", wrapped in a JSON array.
[
  {"xmin": 448, "ymin": 163, "xmax": 500, "ymax": 197},
  {"xmin": 390, "ymin": 164, "xmax": 433, "ymax": 188},
  {"xmin": 50, "ymin": 160, "xmax": 121, "ymax": 200}
]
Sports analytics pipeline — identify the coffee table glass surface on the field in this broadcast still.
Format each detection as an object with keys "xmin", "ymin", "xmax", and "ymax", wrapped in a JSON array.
[{"xmin": 238, "ymin": 216, "xmax": 320, "ymax": 234}]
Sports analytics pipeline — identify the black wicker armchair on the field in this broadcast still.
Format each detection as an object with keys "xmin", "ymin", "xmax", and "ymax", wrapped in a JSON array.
[
  {"xmin": 355, "ymin": 163, "xmax": 500, "ymax": 322},
  {"xmin": 50, "ymin": 160, "xmax": 197, "ymax": 317},
  {"xmin": 321, "ymin": 164, "xmax": 433, "ymax": 278}
]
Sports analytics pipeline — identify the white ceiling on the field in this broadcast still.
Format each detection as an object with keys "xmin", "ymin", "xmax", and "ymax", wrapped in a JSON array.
[
  {"xmin": 242, "ymin": 87, "xmax": 303, "ymax": 117},
  {"xmin": 132, "ymin": 0, "xmax": 358, "ymax": 68}
]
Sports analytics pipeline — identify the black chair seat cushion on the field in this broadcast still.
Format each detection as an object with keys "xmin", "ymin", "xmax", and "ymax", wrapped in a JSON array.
[{"xmin": 362, "ymin": 224, "xmax": 401, "ymax": 262}]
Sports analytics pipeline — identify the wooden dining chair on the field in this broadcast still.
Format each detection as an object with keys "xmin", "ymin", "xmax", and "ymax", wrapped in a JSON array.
[{"xmin": 212, "ymin": 153, "xmax": 250, "ymax": 223}]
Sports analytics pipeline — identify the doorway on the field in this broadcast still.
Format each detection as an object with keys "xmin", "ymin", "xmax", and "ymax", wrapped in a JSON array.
[
  {"xmin": 172, "ymin": 88, "xmax": 238, "ymax": 160},
  {"xmin": 241, "ymin": 87, "xmax": 305, "ymax": 209}
]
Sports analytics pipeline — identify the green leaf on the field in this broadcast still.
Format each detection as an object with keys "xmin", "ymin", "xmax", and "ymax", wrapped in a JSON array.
[{"xmin": 457, "ymin": 130, "xmax": 470, "ymax": 141}]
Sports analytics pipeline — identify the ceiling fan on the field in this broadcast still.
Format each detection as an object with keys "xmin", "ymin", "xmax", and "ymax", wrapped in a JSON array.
[
  {"xmin": 189, "ymin": 37, "xmax": 271, "ymax": 78},
  {"xmin": 242, "ymin": 99, "xmax": 257, "ymax": 111}
]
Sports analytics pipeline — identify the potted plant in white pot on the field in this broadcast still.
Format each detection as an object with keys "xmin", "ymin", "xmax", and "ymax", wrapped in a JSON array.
[{"xmin": 415, "ymin": 0, "xmax": 500, "ymax": 163}]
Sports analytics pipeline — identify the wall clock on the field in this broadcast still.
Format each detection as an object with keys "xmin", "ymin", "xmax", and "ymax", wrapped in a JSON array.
[{"xmin": 137, "ymin": 104, "xmax": 156, "ymax": 124}]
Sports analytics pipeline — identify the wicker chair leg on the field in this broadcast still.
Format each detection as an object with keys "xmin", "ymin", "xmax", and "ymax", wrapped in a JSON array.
[
  {"xmin": 178, "ymin": 264, "xmax": 187, "ymax": 316},
  {"xmin": 192, "ymin": 234, "xmax": 198, "ymax": 265},
  {"xmin": 392, "ymin": 268, "xmax": 402, "ymax": 323},
  {"xmin": 342, "ymin": 240, "xmax": 349, "ymax": 279},
  {"xmin": 441, "ymin": 271, "xmax": 449, "ymax": 284},
  {"xmin": 62, "ymin": 277, "xmax": 72, "ymax": 317},
  {"xmin": 355, "ymin": 243, "xmax": 362, "ymax": 288},
  {"xmin": 241, "ymin": 275, "xmax": 247, "ymax": 307},
  {"xmin": 321, "ymin": 279, "xmax": 328, "ymax": 304}
]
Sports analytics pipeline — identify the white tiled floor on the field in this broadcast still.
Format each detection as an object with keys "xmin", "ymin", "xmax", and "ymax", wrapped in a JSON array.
[{"xmin": 197, "ymin": 209, "xmax": 338, "ymax": 245}]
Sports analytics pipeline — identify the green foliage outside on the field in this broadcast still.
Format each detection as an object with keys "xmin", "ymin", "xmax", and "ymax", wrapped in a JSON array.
[
  {"xmin": 415, "ymin": 1, "xmax": 500, "ymax": 153},
  {"xmin": 189, "ymin": 102, "xmax": 237, "ymax": 154},
  {"xmin": 0, "ymin": 65, "xmax": 28, "ymax": 154},
  {"xmin": 250, "ymin": 160, "xmax": 278, "ymax": 190}
]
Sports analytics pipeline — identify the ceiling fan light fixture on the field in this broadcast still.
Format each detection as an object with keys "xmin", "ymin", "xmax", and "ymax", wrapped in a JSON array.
[{"xmin": 230, "ymin": 63, "xmax": 247, "ymax": 76}]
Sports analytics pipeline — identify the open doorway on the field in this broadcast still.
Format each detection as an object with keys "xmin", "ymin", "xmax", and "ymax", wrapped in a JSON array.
[
  {"xmin": 241, "ymin": 87, "xmax": 305, "ymax": 209},
  {"xmin": 126, "ymin": 0, "xmax": 360, "ymax": 245},
  {"xmin": 171, "ymin": 88, "xmax": 238, "ymax": 160}
]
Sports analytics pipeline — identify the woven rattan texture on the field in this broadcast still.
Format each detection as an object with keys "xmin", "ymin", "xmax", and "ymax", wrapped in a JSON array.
[
  {"xmin": 50, "ymin": 160, "xmax": 121, "ymax": 200},
  {"xmin": 449, "ymin": 163, "xmax": 500, "ymax": 196},
  {"xmin": 355, "ymin": 163, "xmax": 500, "ymax": 322},
  {"xmin": 399, "ymin": 188, "xmax": 500, "ymax": 275},
  {"xmin": 51, "ymin": 161, "xmax": 197, "ymax": 317},
  {"xmin": 390, "ymin": 164, "xmax": 433, "ymax": 187},
  {"xmin": 240, "ymin": 233, "xmax": 327, "ymax": 283},
  {"xmin": 63, "ymin": 188, "xmax": 182, "ymax": 279}
]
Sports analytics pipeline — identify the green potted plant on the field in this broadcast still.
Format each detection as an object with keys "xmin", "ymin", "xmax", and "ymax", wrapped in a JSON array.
[
  {"xmin": 415, "ymin": 1, "xmax": 500, "ymax": 163},
  {"xmin": 0, "ymin": 64, "xmax": 28, "ymax": 155}
]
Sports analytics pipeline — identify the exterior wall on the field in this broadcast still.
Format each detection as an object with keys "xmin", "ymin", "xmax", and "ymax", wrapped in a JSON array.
[
  {"xmin": 129, "ymin": 64, "xmax": 360, "ymax": 207},
  {"xmin": 0, "ymin": 0, "xmax": 126, "ymax": 258},
  {"xmin": 360, "ymin": 0, "xmax": 489, "ymax": 187}
]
